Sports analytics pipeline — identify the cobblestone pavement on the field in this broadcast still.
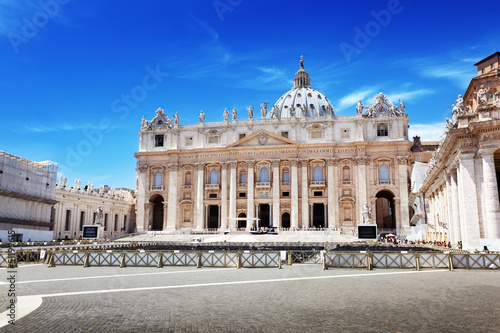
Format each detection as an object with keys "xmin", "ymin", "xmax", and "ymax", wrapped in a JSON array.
[{"xmin": 0, "ymin": 264, "xmax": 499, "ymax": 332}]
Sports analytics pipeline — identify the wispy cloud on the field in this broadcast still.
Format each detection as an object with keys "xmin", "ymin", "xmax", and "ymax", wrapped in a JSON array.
[
  {"xmin": 20, "ymin": 122, "xmax": 102, "ymax": 133},
  {"xmin": 408, "ymin": 122, "xmax": 446, "ymax": 142},
  {"xmin": 336, "ymin": 88, "xmax": 376, "ymax": 112},
  {"xmin": 188, "ymin": 14, "xmax": 219, "ymax": 42},
  {"xmin": 386, "ymin": 88, "xmax": 434, "ymax": 102}
]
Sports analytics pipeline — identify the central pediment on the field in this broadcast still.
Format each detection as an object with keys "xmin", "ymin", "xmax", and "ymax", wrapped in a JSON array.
[{"xmin": 228, "ymin": 129, "xmax": 298, "ymax": 148}]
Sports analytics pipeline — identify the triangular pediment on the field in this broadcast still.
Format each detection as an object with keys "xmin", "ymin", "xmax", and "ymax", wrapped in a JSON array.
[{"xmin": 228, "ymin": 129, "xmax": 298, "ymax": 148}]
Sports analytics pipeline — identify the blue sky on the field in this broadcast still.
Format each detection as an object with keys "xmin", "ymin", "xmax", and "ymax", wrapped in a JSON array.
[{"xmin": 1, "ymin": 0, "xmax": 499, "ymax": 190}]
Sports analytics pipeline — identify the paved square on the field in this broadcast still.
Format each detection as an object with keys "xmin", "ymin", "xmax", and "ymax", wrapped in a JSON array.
[{"xmin": 1, "ymin": 264, "xmax": 499, "ymax": 332}]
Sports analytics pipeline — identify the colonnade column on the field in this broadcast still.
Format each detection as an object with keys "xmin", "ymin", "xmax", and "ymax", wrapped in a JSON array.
[
  {"xmin": 445, "ymin": 172, "xmax": 456, "ymax": 244},
  {"xmin": 166, "ymin": 163, "xmax": 178, "ymax": 231},
  {"xmin": 145, "ymin": 203, "xmax": 154, "ymax": 231},
  {"xmin": 450, "ymin": 167, "xmax": 461, "ymax": 245},
  {"xmin": 247, "ymin": 161, "xmax": 255, "ymax": 231},
  {"xmin": 271, "ymin": 160, "xmax": 280, "ymax": 228},
  {"xmin": 136, "ymin": 166, "xmax": 148, "ymax": 232},
  {"xmin": 162, "ymin": 204, "xmax": 168, "ymax": 230},
  {"xmin": 290, "ymin": 159, "xmax": 299, "ymax": 229},
  {"xmin": 309, "ymin": 203, "xmax": 313, "ymax": 228},
  {"xmin": 397, "ymin": 156, "xmax": 410, "ymax": 235},
  {"xmin": 356, "ymin": 157, "xmax": 368, "ymax": 226},
  {"xmin": 479, "ymin": 148, "xmax": 500, "ymax": 239},
  {"xmin": 220, "ymin": 162, "xmax": 228, "ymax": 231},
  {"xmin": 457, "ymin": 154, "xmax": 481, "ymax": 249},
  {"xmin": 301, "ymin": 159, "xmax": 309, "ymax": 228},
  {"xmin": 326, "ymin": 158, "xmax": 338, "ymax": 229},
  {"xmin": 195, "ymin": 163, "xmax": 204, "ymax": 231},
  {"xmin": 229, "ymin": 161, "xmax": 237, "ymax": 230}
]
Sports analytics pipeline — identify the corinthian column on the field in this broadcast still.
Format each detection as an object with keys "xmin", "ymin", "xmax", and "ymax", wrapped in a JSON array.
[
  {"xmin": 290, "ymin": 158, "xmax": 299, "ymax": 229},
  {"xmin": 479, "ymin": 148, "xmax": 500, "ymax": 239},
  {"xmin": 195, "ymin": 163, "xmax": 204, "ymax": 231},
  {"xmin": 247, "ymin": 161, "xmax": 255, "ymax": 231},
  {"xmin": 166, "ymin": 163, "xmax": 178, "ymax": 231},
  {"xmin": 220, "ymin": 162, "xmax": 228, "ymax": 231},
  {"xmin": 271, "ymin": 159, "xmax": 280, "ymax": 227},
  {"xmin": 457, "ymin": 154, "xmax": 481, "ymax": 249},
  {"xmin": 326, "ymin": 158, "xmax": 338, "ymax": 228},
  {"xmin": 229, "ymin": 161, "xmax": 237, "ymax": 230},
  {"xmin": 397, "ymin": 156, "xmax": 410, "ymax": 234},
  {"xmin": 301, "ymin": 159, "xmax": 309, "ymax": 228}
]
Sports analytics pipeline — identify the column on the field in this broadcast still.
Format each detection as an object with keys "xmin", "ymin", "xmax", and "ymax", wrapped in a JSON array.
[
  {"xmin": 445, "ymin": 172, "xmax": 456, "ymax": 244},
  {"xmin": 269, "ymin": 203, "xmax": 273, "ymax": 226},
  {"xmin": 195, "ymin": 163, "xmax": 204, "ymax": 231},
  {"xmin": 166, "ymin": 163, "xmax": 178, "ymax": 231},
  {"xmin": 324, "ymin": 203, "xmax": 328, "ymax": 228},
  {"xmin": 457, "ymin": 154, "xmax": 481, "ymax": 249},
  {"xmin": 255, "ymin": 203, "xmax": 259, "ymax": 229},
  {"xmin": 229, "ymin": 161, "xmax": 237, "ymax": 230},
  {"xmin": 326, "ymin": 158, "xmax": 338, "ymax": 229},
  {"xmin": 136, "ymin": 166, "xmax": 148, "ymax": 232},
  {"xmin": 301, "ymin": 159, "xmax": 309, "ymax": 229},
  {"xmin": 145, "ymin": 203, "xmax": 154, "ymax": 231},
  {"xmin": 247, "ymin": 161, "xmax": 255, "ymax": 231},
  {"xmin": 356, "ymin": 157, "xmax": 368, "ymax": 225},
  {"xmin": 397, "ymin": 156, "xmax": 410, "ymax": 235},
  {"xmin": 271, "ymin": 160, "xmax": 280, "ymax": 228},
  {"xmin": 220, "ymin": 162, "xmax": 228, "ymax": 231},
  {"xmin": 479, "ymin": 148, "xmax": 500, "ymax": 239},
  {"xmin": 290, "ymin": 158, "xmax": 299, "ymax": 229},
  {"xmin": 162, "ymin": 204, "xmax": 168, "ymax": 230},
  {"xmin": 309, "ymin": 203, "xmax": 313, "ymax": 228}
]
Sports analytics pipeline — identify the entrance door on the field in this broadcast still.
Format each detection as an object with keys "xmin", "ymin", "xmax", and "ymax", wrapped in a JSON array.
[
  {"xmin": 259, "ymin": 204, "xmax": 270, "ymax": 228},
  {"xmin": 281, "ymin": 212, "xmax": 290, "ymax": 229},
  {"xmin": 376, "ymin": 191, "xmax": 396, "ymax": 229},
  {"xmin": 152, "ymin": 196, "xmax": 164, "ymax": 230},
  {"xmin": 238, "ymin": 213, "xmax": 247, "ymax": 229},
  {"xmin": 312, "ymin": 203, "xmax": 325, "ymax": 228},
  {"xmin": 208, "ymin": 205, "xmax": 219, "ymax": 229}
]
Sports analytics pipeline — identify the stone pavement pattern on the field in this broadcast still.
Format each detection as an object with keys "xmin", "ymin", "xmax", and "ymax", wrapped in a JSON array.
[{"xmin": 0, "ymin": 265, "xmax": 499, "ymax": 332}]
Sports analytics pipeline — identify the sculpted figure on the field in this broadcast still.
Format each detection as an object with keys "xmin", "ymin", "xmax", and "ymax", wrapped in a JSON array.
[
  {"xmin": 476, "ymin": 85, "xmax": 490, "ymax": 106},
  {"xmin": 199, "ymin": 110, "xmax": 205, "ymax": 123},
  {"xmin": 356, "ymin": 100, "xmax": 364, "ymax": 115},
  {"xmin": 399, "ymin": 100, "xmax": 405, "ymax": 114},
  {"xmin": 362, "ymin": 202, "xmax": 372, "ymax": 224},
  {"xmin": 141, "ymin": 116, "xmax": 146, "ymax": 129},
  {"xmin": 74, "ymin": 178, "xmax": 78, "ymax": 188},
  {"xmin": 90, "ymin": 181, "xmax": 94, "ymax": 191},
  {"xmin": 87, "ymin": 181, "xmax": 91, "ymax": 190},
  {"xmin": 290, "ymin": 106, "xmax": 296, "ymax": 117},
  {"xmin": 95, "ymin": 206, "xmax": 103, "ymax": 226},
  {"xmin": 455, "ymin": 95, "xmax": 465, "ymax": 115},
  {"xmin": 260, "ymin": 102, "xmax": 268, "ymax": 118},
  {"xmin": 445, "ymin": 118, "xmax": 453, "ymax": 132},
  {"xmin": 77, "ymin": 179, "xmax": 81, "ymax": 189},
  {"xmin": 63, "ymin": 176, "xmax": 67, "ymax": 186},
  {"xmin": 326, "ymin": 104, "xmax": 334, "ymax": 117},
  {"xmin": 223, "ymin": 108, "xmax": 229, "ymax": 121},
  {"xmin": 247, "ymin": 105, "xmax": 253, "ymax": 119},
  {"xmin": 173, "ymin": 112, "xmax": 179, "ymax": 125},
  {"xmin": 59, "ymin": 175, "xmax": 63, "ymax": 185},
  {"xmin": 232, "ymin": 107, "xmax": 237, "ymax": 120}
]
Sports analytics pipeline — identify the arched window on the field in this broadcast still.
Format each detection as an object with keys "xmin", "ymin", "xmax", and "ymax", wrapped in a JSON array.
[
  {"xmin": 377, "ymin": 123, "xmax": 388, "ymax": 137},
  {"xmin": 184, "ymin": 171, "xmax": 191, "ymax": 185},
  {"xmin": 154, "ymin": 172, "xmax": 162, "ymax": 187},
  {"xmin": 240, "ymin": 172, "xmax": 247, "ymax": 184},
  {"xmin": 380, "ymin": 164, "xmax": 389, "ymax": 182},
  {"xmin": 210, "ymin": 170, "xmax": 218, "ymax": 184},
  {"xmin": 282, "ymin": 168, "xmax": 290, "ymax": 183},
  {"xmin": 260, "ymin": 167, "xmax": 269, "ymax": 182},
  {"xmin": 313, "ymin": 166, "xmax": 322, "ymax": 181},
  {"xmin": 342, "ymin": 166, "xmax": 350, "ymax": 181}
]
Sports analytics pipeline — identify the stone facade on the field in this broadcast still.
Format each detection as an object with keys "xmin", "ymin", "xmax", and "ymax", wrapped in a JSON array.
[
  {"xmin": 53, "ymin": 182, "xmax": 135, "ymax": 240},
  {"xmin": 135, "ymin": 61, "xmax": 413, "ymax": 236},
  {"xmin": 420, "ymin": 52, "xmax": 500, "ymax": 250},
  {"xmin": 0, "ymin": 150, "xmax": 58, "ymax": 241}
]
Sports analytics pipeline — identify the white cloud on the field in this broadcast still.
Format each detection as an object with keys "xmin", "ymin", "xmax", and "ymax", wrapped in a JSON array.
[
  {"xmin": 408, "ymin": 122, "xmax": 446, "ymax": 142},
  {"xmin": 386, "ymin": 88, "xmax": 434, "ymax": 102},
  {"xmin": 336, "ymin": 88, "xmax": 376, "ymax": 112},
  {"xmin": 21, "ymin": 122, "xmax": 102, "ymax": 133}
]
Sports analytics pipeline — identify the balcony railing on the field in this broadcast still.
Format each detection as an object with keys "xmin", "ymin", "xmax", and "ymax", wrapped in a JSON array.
[
  {"xmin": 341, "ymin": 180, "xmax": 352, "ymax": 185},
  {"xmin": 205, "ymin": 184, "xmax": 220, "ymax": 189},
  {"xmin": 281, "ymin": 182, "xmax": 290, "ymax": 186},
  {"xmin": 238, "ymin": 183, "xmax": 247, "ymax": 187},
  {"xmin": 183, "ymin": 184, "xmax": 192, "ymax": 189},
  {"xmin": 255, "ymin": 182, "xmax": 271, "ymax": 188},
  {"xmin": 309, "ymin": 181, "xmax": 326, "ymax": 187},
  {"xmin": 150, "ymin": 186, "xmax": 163, "ymax": 191}
]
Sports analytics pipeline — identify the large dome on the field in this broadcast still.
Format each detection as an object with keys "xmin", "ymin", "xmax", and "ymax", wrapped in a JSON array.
[{"xmin": 270, "ymin": 60, "xmax": 335, "ymax": 118}]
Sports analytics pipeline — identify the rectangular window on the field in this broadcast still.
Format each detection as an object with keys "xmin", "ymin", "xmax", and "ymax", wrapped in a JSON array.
[
  {"xmin": 487, "ymin": 81, "xmax": 492, "ymax": 86},
  {"xmin": 155, "ymin": 135, "xmax": 164, "ymax": 147},
  {"xmin": 79, "ymin": 211, "xmax": 85, "ymax": 231},
  {"xmin": 377, "ymin": 123, "xmax": 388, "ymax": 137},
  {"xmin": 209, "ymin": 193, "xmax": 217, "ymax": 199},
  {"xmin": 65, "ymin": 210, "xmax": 71, "ymax": 231},
  {"xmin": 238, "ymin": 192, "xmax": 246, "ymax": 198},
  {"xmin": 341, "ymin": 129, "xmax": 350, "ymax": 139},
  {"xmin": 311, "ymin": 130, "xmax": 323, "ymax": 139},
  {"xmin": 282, "ymin": 191, "xmax": 290, "ymax": 197},
  {"xmin": 314, "ymin": 191, "xmax": 323, "ymax": 197},
  {"xmin": 281, "ymin": 131, "xmax": 289, "ymax": 139},
  {"xmin": 208, "ymin": 136, "xmax": 218, "ymax": 144},
  {"xmin": 123, "ymin": 215, "xmax": 127, "ymax": 232},
  {"xmin": 240, "ymin": 173, "xmax": 247, "ymax": 184},
  {"xmin": 185, "ymin": 137, "xmax": 193, "ymax": 146},
  {"xmin": 114, "ymin": 214, "xmax": 118, "ymax": 232},
  {"xmin": 282, "ymin": 172, "xmax": 289, "ymax": 183},
  {"xmin": 104, "ymin": 213, "xmax": 108, "ymax": 231},
  {"xmin": 239, "ymin": 133, "xmax": 246, "ymax": 140},
  {"xmin": 482, "ymin": 68, "xmax": 485, "ymax": 74},
  {"xmin": 492, "ymin": 64, "xmax": 495, "ymax": 70}
]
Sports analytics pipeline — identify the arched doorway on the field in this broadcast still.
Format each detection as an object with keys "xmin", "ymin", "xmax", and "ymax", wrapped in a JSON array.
[
  {"xmin": 312, "ymin": 203, "xmax": 326, "ymax": 228},
  {"xmin": 207, "ymin": 205, "xmax": 219, "ymax": 229},
  {"xmin": 151, "ymin": 195, "xmax": 164, "ymax": 231},
  {"xmin": 281, "ymin": 212, "xmax": 290, "ymax": 229},
  {"xmin": 376, "ymin": 191, "xmax": 396, "ymax": 229},
  {"xmin": 238, "ymin": 213, "xmax": 247, "ymax": 229},
  {"xmin": 259, "ymin": 204, "xmax": 270, "ymax": 228}
]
